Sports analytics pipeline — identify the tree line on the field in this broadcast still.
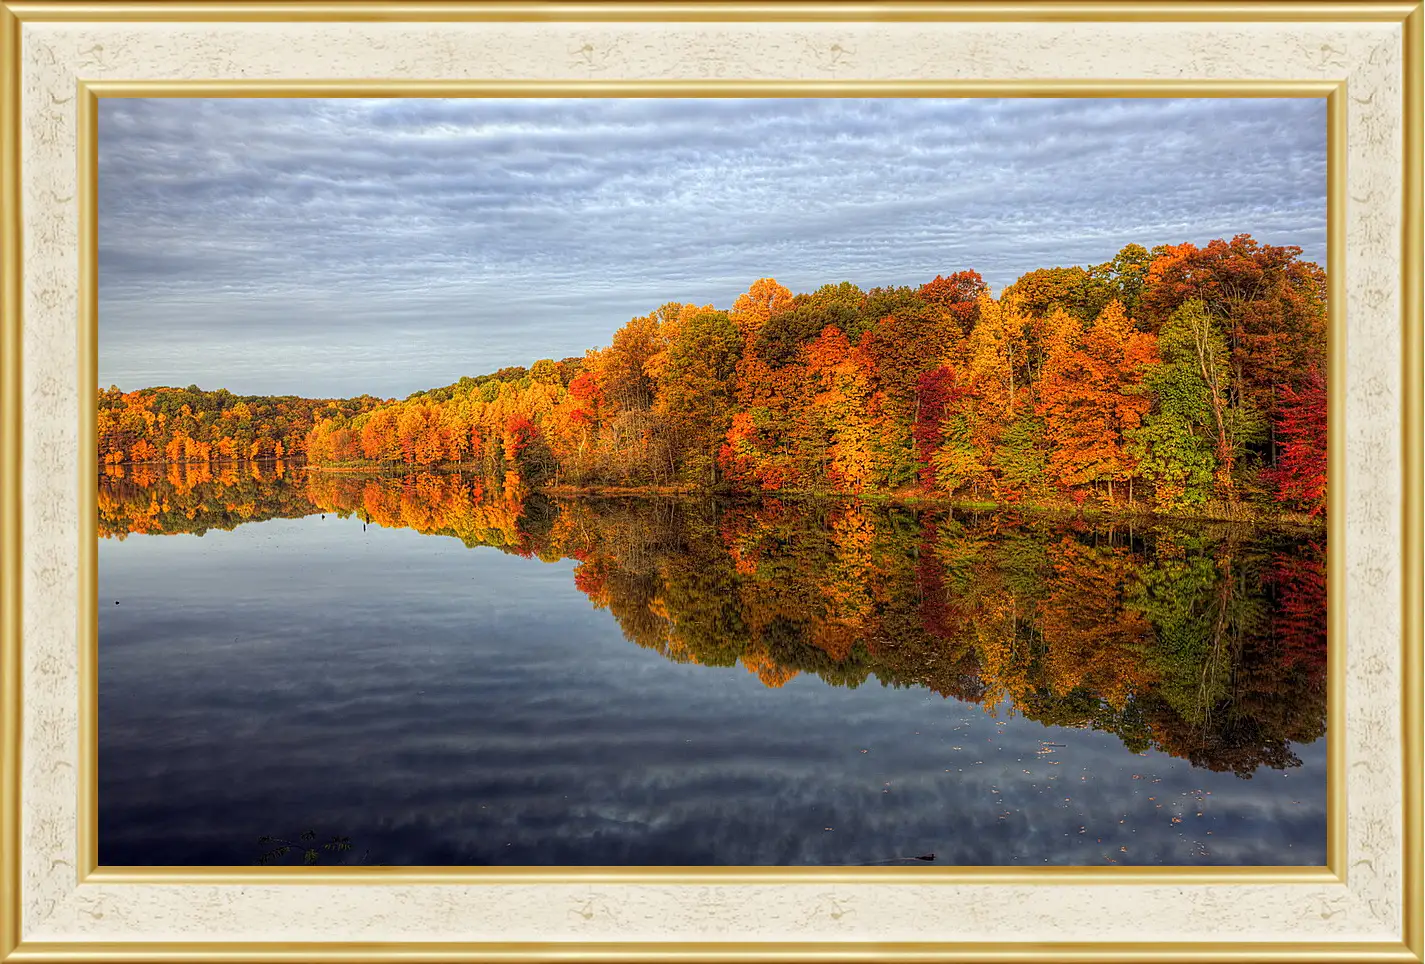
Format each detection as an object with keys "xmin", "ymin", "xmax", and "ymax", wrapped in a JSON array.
[
  {"xmin": 97, "ymin": 385, "xmax": 385, "ymax": 467},
  {"xmin": 102, "ymin": 234, "xmax": 1328, "ymax": 518}
]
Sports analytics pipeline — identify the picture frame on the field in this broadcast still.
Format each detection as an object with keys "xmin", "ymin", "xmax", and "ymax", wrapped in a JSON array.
[{"xmin": 0, "ymin": 1, "xmax": 1419, "ymax": 961}]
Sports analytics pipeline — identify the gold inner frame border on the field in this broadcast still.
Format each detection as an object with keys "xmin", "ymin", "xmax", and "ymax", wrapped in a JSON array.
[{"xmin": 75, "ymin": 77, "xmax": 1346, "ymax": 888}]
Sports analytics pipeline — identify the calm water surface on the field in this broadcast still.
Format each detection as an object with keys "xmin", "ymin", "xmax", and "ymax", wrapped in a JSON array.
[{"xmin": 98, "ymin": 465, "xmax": 1327, "ymax": 866}]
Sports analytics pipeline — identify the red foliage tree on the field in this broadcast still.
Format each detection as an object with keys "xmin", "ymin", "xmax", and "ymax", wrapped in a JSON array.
[
  {"xmin": 919, "ymin": 269, "xmax": 987, "ymax": 336},
  {"xmin": 1265, "ymin": 365, "xmax": 1326, "ymax": 514},
  {"xmin": 912, "ymin": 365, "xmax": 962, "ymax": 489}
]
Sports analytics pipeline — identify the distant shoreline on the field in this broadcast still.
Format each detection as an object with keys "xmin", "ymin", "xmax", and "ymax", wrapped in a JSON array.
[{"xmin": 302, "ymin": 464, "xmax": 1325, "ymax": 531}]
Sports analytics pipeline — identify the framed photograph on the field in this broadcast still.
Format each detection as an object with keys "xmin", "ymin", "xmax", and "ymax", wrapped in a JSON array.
[{"xmin": 1, "ymin": 1, "xmax": 1419, "ymax": 961}]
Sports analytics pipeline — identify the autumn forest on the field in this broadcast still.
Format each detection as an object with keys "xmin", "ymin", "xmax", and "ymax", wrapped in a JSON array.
[{"xmin": 97, "ymin": 235, "xmax": 1328, "ymax": 520}]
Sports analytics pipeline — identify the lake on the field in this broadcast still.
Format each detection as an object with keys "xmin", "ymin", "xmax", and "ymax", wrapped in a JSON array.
[{"xmin": 97, "ymin": 463, "xmax": 1327, "ymax": 866}]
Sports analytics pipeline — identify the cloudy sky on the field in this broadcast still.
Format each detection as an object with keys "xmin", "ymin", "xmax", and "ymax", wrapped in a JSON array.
[{"xmin": 98, "ymin": 97, "xmax": 1326, "ymax": 400}]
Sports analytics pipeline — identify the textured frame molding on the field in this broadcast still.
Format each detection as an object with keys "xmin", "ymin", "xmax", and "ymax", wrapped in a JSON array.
[{"xmin": 0, "ymin": 2, "xmax": 1419, "ymax": 961}]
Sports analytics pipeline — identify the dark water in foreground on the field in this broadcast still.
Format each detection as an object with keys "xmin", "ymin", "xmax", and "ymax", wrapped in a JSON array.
[{"xmin": 98, "ymin": 465, "xmax": 1327, "ymax": 866}]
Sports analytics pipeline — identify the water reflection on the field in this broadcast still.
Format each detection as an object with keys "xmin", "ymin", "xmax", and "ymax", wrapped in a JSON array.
[{"xmin": 100, "ymin": 466, "xmax": 1326, "ymax": 782}]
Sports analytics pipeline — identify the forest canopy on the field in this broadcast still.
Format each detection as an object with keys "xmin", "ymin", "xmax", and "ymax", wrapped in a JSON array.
[{"xmin": 99, "ymin": 235, "xmax": 1328, "ymax": 518}]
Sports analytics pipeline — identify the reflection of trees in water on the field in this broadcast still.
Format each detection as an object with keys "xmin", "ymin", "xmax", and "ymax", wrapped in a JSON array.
[
  {"xmin": 98, "ymin": 460, "xmax": 309, "ymax": 538},
  {"xmin": 100, "ymin": 469, "xmax": 1327, "ymax": 778}
]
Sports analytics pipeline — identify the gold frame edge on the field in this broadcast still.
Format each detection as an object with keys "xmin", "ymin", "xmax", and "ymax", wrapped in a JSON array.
[
  {"xmin": 3, "ymin": 939, "xmax": 1424, "ymax": 964},
  {"xmin": 75, "ymin": 75, "xmax": 1344, "ymax": 890},
  {"xmin": 1325, "ymin": 82, "xmax": 1347, "ymax": 882},
  {"xmin": 1401, "ymin": 4, "xmax": 1424, "ymax": 962},
  {"xmin": 3, "ymin": 2, "xmax": 1424, "ymax": 23},
  {"xmin": 75, "ymin": 84, "xmax": 98, "ymax": 890},
  {"xmin": 1, "ymin": 2, "xmax": 24, "ymax": 960}
]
